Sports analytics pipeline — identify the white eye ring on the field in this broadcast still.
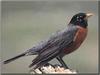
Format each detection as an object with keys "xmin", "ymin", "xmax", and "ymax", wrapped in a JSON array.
[
  {"xmin": 77, "ymin": 17, "xmax": 79, "ymax": 19},
  {"xmin": 80, "ymin": 16, "xmax": 82, "ymax": 18}
]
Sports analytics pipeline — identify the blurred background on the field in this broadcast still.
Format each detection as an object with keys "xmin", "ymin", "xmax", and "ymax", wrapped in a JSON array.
[{"xmin": 1, "ymin": 1, "xmax": 98, "ymax": 73}]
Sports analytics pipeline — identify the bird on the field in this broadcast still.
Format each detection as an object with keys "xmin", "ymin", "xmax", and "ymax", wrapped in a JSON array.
[{"xmin": 3, "ymin": 13, "xmax": 93, "ymax": 70}]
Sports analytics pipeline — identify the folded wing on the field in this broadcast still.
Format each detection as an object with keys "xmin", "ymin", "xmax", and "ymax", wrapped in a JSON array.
[{"xmin": 29, "ymin": 25, "xmax": 78, "ymax": 69}]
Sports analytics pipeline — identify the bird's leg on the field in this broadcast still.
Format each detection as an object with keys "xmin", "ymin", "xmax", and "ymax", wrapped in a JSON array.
[{"xmin": 56, "ymin": 56, "xmax": 69, "ymax": 69}]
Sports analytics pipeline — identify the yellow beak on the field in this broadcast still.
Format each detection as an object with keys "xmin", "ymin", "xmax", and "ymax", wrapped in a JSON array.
[{"xmin": 86, "ymin": 13, "xmax": 94, "ymax": 18}]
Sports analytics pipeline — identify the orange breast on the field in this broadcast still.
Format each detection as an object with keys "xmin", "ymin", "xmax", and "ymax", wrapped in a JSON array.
[{"xmin": 64, "ymin": 26, "xmax": 88, "ymax": 54}]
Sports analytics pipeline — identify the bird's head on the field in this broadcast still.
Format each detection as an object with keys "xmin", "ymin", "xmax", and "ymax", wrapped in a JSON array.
[{"xmin": 69, "ymin": 13, "xmax": 93, "ymax": 28}]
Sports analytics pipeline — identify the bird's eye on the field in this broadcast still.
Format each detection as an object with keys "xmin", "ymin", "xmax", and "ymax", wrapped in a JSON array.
[{"xmin": 77, "ymin": 16, "xmax": 83, "ymax": 22}]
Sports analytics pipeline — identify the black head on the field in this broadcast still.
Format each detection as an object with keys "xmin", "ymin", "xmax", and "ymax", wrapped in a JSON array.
[{"xmin": 69, "ymin": 13, "xmax": 93, "ymax": 28}]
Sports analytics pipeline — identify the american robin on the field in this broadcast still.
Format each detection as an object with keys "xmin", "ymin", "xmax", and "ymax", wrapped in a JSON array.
[{"xmin": 3, "ymin": 13, "xmax": 93, "ymax": 69}]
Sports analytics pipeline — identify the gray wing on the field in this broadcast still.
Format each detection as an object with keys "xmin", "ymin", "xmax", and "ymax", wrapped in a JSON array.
[{"xmin": 29, "ymin": 25, "xmax": 78, "ymax": 68}]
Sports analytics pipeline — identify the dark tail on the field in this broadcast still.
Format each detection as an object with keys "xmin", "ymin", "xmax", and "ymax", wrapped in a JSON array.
[{"xmin": 3, "ymin": 52, "xmax": 26, "ymax": 64}]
